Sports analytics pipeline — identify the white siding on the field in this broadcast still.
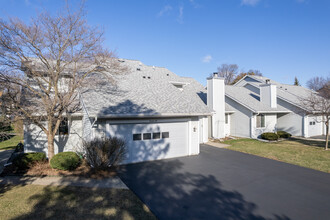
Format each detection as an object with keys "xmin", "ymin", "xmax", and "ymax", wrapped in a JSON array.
[
  {"xmin": 226, "ymin": 96, "xmax": 252, "ymax": 138},
  {"xmin": 224, "ymin": 114, "xmax": 231, "ymax": 136},
  {"xmin": 308, "ymin": 116, "xmax": 323, "ymax": 137},
  {"xmin": 199, "ymin": 116, "xmax": 209, "ymax": 143},
  {"xmin": 24, "ymin": 117, "xmax": 83, "ymax": 156},
  {"xmin": 277, "ymin": 98, "xmax": 304, "ymax": 136},
  {"xmin": 190, "ymin": 117, "xmax": 200, "ymax": 155},
  {"xmin": 254, "ymin": 114, "xmax": 277, "ymax": 138}
]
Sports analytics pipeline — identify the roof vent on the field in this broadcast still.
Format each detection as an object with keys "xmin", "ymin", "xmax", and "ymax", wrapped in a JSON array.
[
  {"xmin": 118, "ymin": 59, "xmax": 125, "ymax": 63},
  {"xmin": 213, "ymin": 72, "xmax": 218, "ymax": 78},
  {"xmin": 148, "ymin": 76, "xmax": 151, "ymax": 79},
  {"xmin": 265, "ymin": 79, "xmax": 270, "ymax": 84},
  {"xmin": 167, "ymin": 74, "xmax": 169, "ymax": 76},
  {"xmin": 143, "ymin": 76, "xmax": 146, "ymax": 79},
  {"xmin": 137, "ymin": 68, "xmax": 141, "ymax": 71}
]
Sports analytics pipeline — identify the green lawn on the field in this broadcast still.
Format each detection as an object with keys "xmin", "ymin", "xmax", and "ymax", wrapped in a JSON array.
[
  {"xmin": 0, "ymin": 184, "xmax": 157, "ymax": 220},
  {"xmin": 224, "ymin": 138, "xmax": 330, "ymax": 173},
  {"xmin": 0, "ymin": 135, "xmax": 23, "ymax": 150}
]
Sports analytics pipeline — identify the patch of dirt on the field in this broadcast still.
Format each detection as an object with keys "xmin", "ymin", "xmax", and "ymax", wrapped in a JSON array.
[{"xmin": 2, "ymin": 159, "xmax": 117, "ymax": 179}]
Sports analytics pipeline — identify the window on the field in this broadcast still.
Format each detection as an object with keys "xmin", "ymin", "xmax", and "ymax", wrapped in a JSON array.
[
  {"xmin": 143, "ymin": 133, "xmax": 152, "ymax": 140},
  {"xmin": 133, "ymin": 134, "xmax": 142, "ymax": 141},
  {"xmin": 153, "ymin": 132, "xmax": 161, "ymax": 139},
  {"xmin": 162, "ymin": 132, "xmax": 169, "ymax": 139},
  {"xmin": 225, "ymin": 114, "xmax": 229, "ymax": 124},
  {"xmin": 256, "ymin": 114, "xmax": 265, "ymax": 128},
  {"xmin": 58, "ymin": 118, "xmax": 69, "ymax": 135}
]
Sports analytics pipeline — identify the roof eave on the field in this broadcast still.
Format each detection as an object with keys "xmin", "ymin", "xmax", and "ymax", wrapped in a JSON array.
[{"xmin": 93, "ymin": 112, "xmax": 213, "ymax": 118}]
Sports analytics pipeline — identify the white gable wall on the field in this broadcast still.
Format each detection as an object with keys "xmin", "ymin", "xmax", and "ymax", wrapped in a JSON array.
[
  {"xmin": 276, "ymin": 98, "xmax": 304, "ymax": 136},
  {"xmin": 234, "ymin": 76, "xmax": 261, "ymax": 87},
  {"xmin": 24, "ymin": 117, "xmax": 83, "ymax": 156},
  {"xmin": 226, "ymin": 96, "xmax": 252, "ymax": 138},
  {"xmin": 253, "ymin": 114, "xmax": 277, "ymax": 138}
]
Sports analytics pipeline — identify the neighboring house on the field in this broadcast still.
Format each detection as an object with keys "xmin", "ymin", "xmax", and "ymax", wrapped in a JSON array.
[
  {"xmin": 207, "ymin": 74, "xmax": 327, "ymax": 139},
  {"xmin": 24, "ymin": 60, "xmax": 326, "ymax": 164},
  {"xmin": 24, "ymin": 59, "xmax": 212, "ymax": 164}
]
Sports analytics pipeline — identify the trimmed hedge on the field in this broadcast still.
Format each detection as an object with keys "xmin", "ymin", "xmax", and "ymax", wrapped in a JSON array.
[
  {"xmin": 50, "ymin": 152, "xmax": 80, "ymax": 171},
  {"xmin": 261, "ymin": 132, "xmax": 279, "ymax": 141},
  {"xmin": 277, "ymin": 131, "xmax": 292, "ymax": 138},
  {"xmin": 13, "ymin": 152, "xmax": 46, "ymax": 169}
]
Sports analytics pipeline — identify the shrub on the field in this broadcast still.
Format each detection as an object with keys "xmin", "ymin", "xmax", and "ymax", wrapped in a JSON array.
[
  {"xmin": 13, "ymin": 152, "xmax": 46, "ymax": 170},
  {"xmin": 50, "ymin": 152, "xmax": 80, "ymax": 171},
  {"xmin": 84, "ymin": 137, "xmax": 126, "ymax": 169},
  {"xmin": 277, "ymin": 131, "xmax": 292, "ymax": 138},
  {"xmin": 261, "ymin": 132, "xmax": 279, "ymax": 141},
  {"xmin": 15, "ymin": 142, "xmax": 24, "ymax": 152}
]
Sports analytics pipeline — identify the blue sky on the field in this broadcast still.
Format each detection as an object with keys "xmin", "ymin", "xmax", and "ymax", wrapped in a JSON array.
[{"xmin": 1, "ymin": 0, "xmax": 330, "ymax": 86}]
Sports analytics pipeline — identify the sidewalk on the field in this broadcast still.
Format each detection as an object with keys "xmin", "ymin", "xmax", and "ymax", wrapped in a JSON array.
[
  {"xmin": 0, "ymin": 175, "xmax": 128, "ymax": 189},
  {"xmin": 206, "ymin": 141, "xmax": 230, "ymax": 148}
]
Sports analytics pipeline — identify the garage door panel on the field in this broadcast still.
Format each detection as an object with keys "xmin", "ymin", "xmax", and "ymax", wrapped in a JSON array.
[{"xmin": 108, "ymin": 121, "xmax": 188, "ymax": 164}]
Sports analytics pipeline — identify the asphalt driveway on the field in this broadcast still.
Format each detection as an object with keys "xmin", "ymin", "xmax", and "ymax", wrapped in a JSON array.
[{"xmin": 118, "ymin": 144, "xmax": 330, "ymax": 220}]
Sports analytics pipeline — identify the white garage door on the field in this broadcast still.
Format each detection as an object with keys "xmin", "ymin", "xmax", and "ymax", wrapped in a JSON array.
[
  {"xmin": 107, "ymin": 121, "xmax": 189, "ymax": 164},
  {"xmin": 308, "ymin": 116, "xmax": 323, "ymax": 137}
]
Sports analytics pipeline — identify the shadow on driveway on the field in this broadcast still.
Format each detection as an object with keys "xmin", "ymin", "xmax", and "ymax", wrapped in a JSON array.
[{"xmin": 118, "ymin": 144, "xmax": 330, "ymax": 220}]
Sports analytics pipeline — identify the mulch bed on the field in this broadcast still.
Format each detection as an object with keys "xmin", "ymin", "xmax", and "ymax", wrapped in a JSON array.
[{"xmin": 2, "ymin": 159, "xmax": 117, "ymax": 179}]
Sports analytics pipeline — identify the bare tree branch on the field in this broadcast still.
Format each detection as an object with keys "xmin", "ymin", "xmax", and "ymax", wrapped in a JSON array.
[{"xmin": 0, "ymin": 1, "xmax": 125, "ymax": 159}]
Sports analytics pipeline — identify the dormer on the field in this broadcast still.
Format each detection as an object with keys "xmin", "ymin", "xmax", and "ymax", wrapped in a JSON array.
[{"xmin": 170, "ymin": 81, "xmax": 189, "ymax": 91}]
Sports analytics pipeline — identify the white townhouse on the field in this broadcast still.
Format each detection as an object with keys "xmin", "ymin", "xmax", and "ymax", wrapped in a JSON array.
[
  {"xmin": 24, "ymin": 60, "xmax": 327, "ymax": 164},
  {"xmin": 207, "ymin": 74, "xmax": 327, "ymax": 139}
]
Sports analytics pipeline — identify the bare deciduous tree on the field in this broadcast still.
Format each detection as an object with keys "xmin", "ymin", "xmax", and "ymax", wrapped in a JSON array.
[
  {"xmin": 302, "ymin": 76, "xmax": 330, "ymax": 150},
  {"xmin": 0, "ymin": 3, "xmax": 124, "ymax": 159},
  {"xmin": 306, "ymin": 76, "xmax": 329, "ymax": 91},
  {"xmin": 217, "ymin": 64, "xmax": 239, "ymax": 85}
]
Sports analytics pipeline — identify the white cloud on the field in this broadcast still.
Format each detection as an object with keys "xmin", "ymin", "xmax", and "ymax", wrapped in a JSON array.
[
  {"xmin": 241, "ymin": 0, "xmax": 261, "ymax": 6},
  {"xmin": 177, "ymin": 6, "xmax": 184, "ymax": 24},
  {"xmin": 202, "ymin": 55, "xmax": 213, "ymax": 63},
  {"xmin": 158, "ymin": 5, "xmax": 172, "ymax": 17},
  {"xmin": 189, "ymin": 0, "xmax": 200, "ymax": 8}
]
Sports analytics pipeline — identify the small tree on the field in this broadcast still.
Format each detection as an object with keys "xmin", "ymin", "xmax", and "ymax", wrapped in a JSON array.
[
  {"xmin": 217, "ymin": 64, "xmax": 239, "ymax": 85},
  {"xmin": 0, "ymin": 2, "xmax": 124, "ymax": 159},
  {"xmin": 302, "ymin": 76, "xmax": 330, "ymax": 150},
  {"xmin": 294, "ymin": 77, "xmax": 300, "ymax": 86}
]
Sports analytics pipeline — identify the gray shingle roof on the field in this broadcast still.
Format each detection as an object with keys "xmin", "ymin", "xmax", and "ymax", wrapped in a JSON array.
[
  {"xmin": 225, "ymin": 86, "xmax": 291, "ymax": 113},
  {"xmin": 81, "ymin": 59, "xmax": 213, "ymax": 117},
  {"xmin": 243, "ymin": 76, "xmax": 316, "ymax": 110}
]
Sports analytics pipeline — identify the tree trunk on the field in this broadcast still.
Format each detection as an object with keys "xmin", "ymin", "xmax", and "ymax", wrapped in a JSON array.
[{"xmin": 47, "ymin": 134, "xmax": 55, "ymax": 160}]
